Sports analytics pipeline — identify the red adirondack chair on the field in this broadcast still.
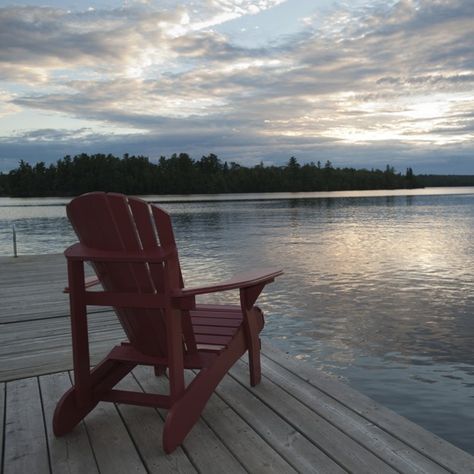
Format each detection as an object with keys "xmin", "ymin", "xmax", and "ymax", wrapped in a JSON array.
[{"xmin": 53, "ymin": 192, "xmax": 282, "ymax": 453}]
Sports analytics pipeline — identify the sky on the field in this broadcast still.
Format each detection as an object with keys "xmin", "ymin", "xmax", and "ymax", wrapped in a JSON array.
[{"xmin": 0, "ymin": 0, "xmax": 473, "ymax": 174}]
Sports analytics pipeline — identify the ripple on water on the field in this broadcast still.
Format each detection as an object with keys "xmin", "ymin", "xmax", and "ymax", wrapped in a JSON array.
[{"xmin": 1, "ymin": 191, "xmax": 474, "ymax": 453}]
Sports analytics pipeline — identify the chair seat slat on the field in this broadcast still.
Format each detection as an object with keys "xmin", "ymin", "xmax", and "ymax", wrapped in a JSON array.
[
  {"xmin": 190, "ymin": 310, "xmax": 243, "ymax": 320},
  {"xmin": 192, "ymin": 325, "xmax": 235, "ymax": 336},
  {"xmin": 194, "ymin": 335, "xmax": 232, "ymax": 346},
  {"xmin": 190, "ymin": 317, "xmax": 241, "ymax": 327}
]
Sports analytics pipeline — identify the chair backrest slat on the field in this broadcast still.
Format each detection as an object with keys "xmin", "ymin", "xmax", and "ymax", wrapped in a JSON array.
[
  {"xmin": 129, "ymin": 197, "xmax": 166, "ymax": 294},
  {"xmin": 106, "ymin": 194, "xmax": 155, "ymax": 293},
  {"xmin": 151, "ymin": 205, "xmax": 183, "ymax": 291},
  {"xmin": 151, "ymin": 203, "xmax": 197, "ymax": 352},
  {"xmin": 67, "ymin": 192, "xmax": 172, "ymax": 356}
]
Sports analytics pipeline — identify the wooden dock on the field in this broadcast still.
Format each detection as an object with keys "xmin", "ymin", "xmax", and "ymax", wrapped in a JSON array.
[{"xmin": 1, "ymin": 254, "xmax": 474, "ymax": 473}]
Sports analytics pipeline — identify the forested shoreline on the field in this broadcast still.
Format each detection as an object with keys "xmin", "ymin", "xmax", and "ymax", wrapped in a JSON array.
[{"xmin": 0, "ymin": 152, "xmax": 447, "ymax": 197}]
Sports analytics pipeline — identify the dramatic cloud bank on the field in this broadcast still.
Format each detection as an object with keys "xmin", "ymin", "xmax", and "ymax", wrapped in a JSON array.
[{"xmin": 0, "ymin": 0, "xmax": 473, "ymax": 172}]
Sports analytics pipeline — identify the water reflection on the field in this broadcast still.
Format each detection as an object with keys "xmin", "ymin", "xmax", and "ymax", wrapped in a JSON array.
[
  {"xmin": 177, "ymin": 193, "xmax": 474, "ymax": 453},
  {"xmin": 1, "ymin": 189, "xmax": 474, "ymax": 453}
]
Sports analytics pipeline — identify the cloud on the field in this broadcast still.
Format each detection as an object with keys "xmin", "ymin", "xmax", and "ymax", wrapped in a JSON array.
[
  {"xmin": 2, "ymin": 124, "xmax": 472, "ymax": 175},
  {"xmin": 0, "ymin": 127, "xmax": 106, "ymax": 142},
  {"xmin": 0, "ymin": 90, "xmax": 20, "ymax": 117},
  {"xmin": 0, "ymin": 4, "xmax": 241, "ymax": 84},
  {"xmin": 0, "ymin": 0, "xmax": 473, "ymax": 173}
]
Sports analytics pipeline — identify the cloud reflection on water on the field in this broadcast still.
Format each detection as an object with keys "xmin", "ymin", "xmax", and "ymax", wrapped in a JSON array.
[{"xmin": 0, "ymin": 189, "xmax": 473, "ymax": 451}]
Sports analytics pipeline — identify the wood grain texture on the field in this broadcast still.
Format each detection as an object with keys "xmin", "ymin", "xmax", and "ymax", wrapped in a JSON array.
[
  {"xmin": 2, "ymin": 254, "xmax": 474, "ymax": 473},
  {"xmin": 2, "ymin": 362, "xmax": 474, "ymax": 473},
  {"xmin": 39, "ymin": 372, "xmax": 99, "ymax": 474},
  {"xmin": 256, "ymin": 354, "xmax": 448, "ymax": 474},
  {"xmin": 0, "ymin": 382, "xmax": 4, "ymax": 468},
  {"xmin": 261, "ymin": 341, "xmax": 474, "ymax": 474},
  {"xmin": 3, "ymin": 377, "xmax": 49, "ymax": 474},
  {"xmin": 83, "ymin": 400, "xmax": 147, "ymax": 474},
  {"xmin": 133, "ymin": 365, "xmax": 246, "ymax": 474},
  {"xmin": 115, "ymin": 373, "xmax": 198, "ymax": 474},
  {"xmin": 214, "ymin": 368, "xmax": 346, "ymax": 473},
  {"xmin": 0, "ymin": 311, "xmax": 124, "ymax": 381},
  {"xmin": 182, "ymin": 370, "xmax": 298, "ymax": 474}
]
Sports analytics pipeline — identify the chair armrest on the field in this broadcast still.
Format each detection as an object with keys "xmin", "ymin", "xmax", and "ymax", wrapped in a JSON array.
[
  {"xmin": 64, "ymin": 242, "xmax": 175, "ymax": 263},
  {"xmin": 173, "ymin": 267, "xmax": 283, "ymax": 298}
]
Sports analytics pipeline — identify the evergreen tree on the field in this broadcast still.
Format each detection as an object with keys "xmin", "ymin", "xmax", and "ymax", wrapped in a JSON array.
[{"xmin": 0, "ymin": 153, "xmax": 422, "ymax": 197}]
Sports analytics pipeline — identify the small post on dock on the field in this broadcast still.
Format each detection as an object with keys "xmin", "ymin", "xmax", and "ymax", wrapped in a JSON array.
[{"xmin": 12, "ymin": 224, "xmax": 18, "ymax": 257}]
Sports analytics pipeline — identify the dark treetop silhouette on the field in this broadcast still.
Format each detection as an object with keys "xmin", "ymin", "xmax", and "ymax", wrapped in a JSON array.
[{"xmin": 0, "ymin": 153, "xmax": 421, "ymax": 197}]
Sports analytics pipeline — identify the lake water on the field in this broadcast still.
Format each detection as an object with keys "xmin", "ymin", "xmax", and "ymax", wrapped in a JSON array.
[{"xmin": 1, "ymin": 187, "xmax": 474, "ymax": 454}]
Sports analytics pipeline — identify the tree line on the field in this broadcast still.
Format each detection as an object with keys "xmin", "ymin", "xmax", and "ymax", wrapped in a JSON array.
[{"xmin": 0, "ymin": 153, "xmax": 420, "ymax": 197}]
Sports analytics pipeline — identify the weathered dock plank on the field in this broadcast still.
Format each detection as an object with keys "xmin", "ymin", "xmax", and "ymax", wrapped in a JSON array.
[
  {"xmin": 214, "ymin": 368, "xmax": 347, "ymax": 473},
  {"xmin": 0, "ymin": 382, "xmax": 4, "ymax": 467},
  {"xmin": 182, "ymin": 371, "xmax": 298, "ymax": 473},
  {"xmin": 115, "ymin": 373, "xmax": 198, "ymax": 474},
  {"xmin": 39, "ymin": 372, "xmax": 99, "ymax": 474},
  {"xmin": 254, "ymin": 355, "xmax": 448, "ymax": 473},
  {"xmin": 84, "ymin": 400, "xmax": 147, "ymax": 474},
  {"xmin": 2, "ymin": 363, "xmax": 474, "ymax": 474},
  {"xmin": 1, "ymin": 254, "xmax": 474, "ymax": 473},
  {"xmin": 262, "ymin": 343, "xmax": 474, "ymax": 474},
  {"xmin": 0, "ymin": 311, "xmax": 124, "ymax": 381},
  {"xmin": 3, "ymin": 377, "xmax": 50, "ymax": 474},
  {"xmin": 133, "ymin": 366, "xmax": 247, "ymax": 474},
  {"xmin": 0, "ymin": 254, "xmax": 96, "ymax": 324}
]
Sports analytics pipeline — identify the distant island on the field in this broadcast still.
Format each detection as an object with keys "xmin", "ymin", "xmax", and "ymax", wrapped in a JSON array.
[{"xmin": 0, "ymin": 153, "xmax": 471, "ymax": 197}]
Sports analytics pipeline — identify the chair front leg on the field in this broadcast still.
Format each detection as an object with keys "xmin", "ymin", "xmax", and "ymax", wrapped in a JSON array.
[
  {"xmin": 68, "ymin": 259, "xmax": 93, "ymax": 406},
  {"xmin": 54, "ymin": 259, "xmax": 95, "ymax": 436}
]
